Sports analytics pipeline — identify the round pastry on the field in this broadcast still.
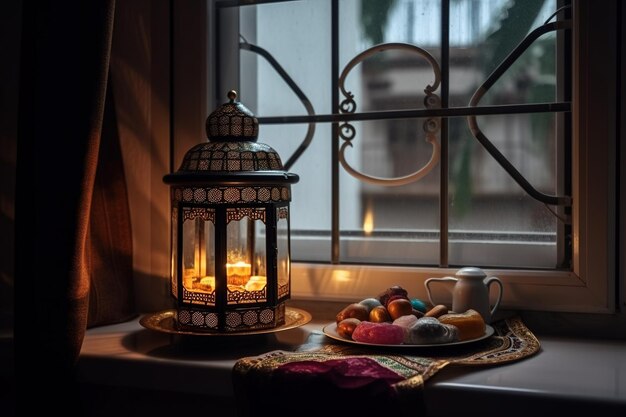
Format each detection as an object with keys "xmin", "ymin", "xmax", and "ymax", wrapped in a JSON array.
[
  {"xmin": 378, "ymin": 285, "xmax": 409, "ymax": 307},
  {"xmin": 392, "ymin": 314, "xmax": 419, "ymax": 343},
  {"xmin": 410, "ymin": 298, "xmax": 429, "ymax": 313},
  {"xmin": 406, "ymin": 317, "xmax": 459, "ymax": 344},
  {"xmin": 424, "ymin": 304, "xmax": 449, "ymax": 318},
  {"xmin": 411, "ymin": 308, "xmax": 425, "ymax": 319},
  {"xmin": 335, "ymin": 303, "xmax": 369, "ymax": 323},
  {"xmin": 369, "ymin": 305, "xmax": 391, "ymax": 323},
  {"xmin": 358, "ymin": 297, "xmax": 383, "ymax": 312},
  {"xmin": 437, "ymin": 309, "xmax": 486, "ymax": 341},
  {"xmin": 392, "ymin": 314, "xmax": 418, "ymax": 329},
  {"xmin": 336, "ymin": 318, "xmax": 361, "ymax": 339},
  {"xmin": 351, "ymin": 321, "xmax": 404, "ymax": 345},
  {"xmin": 387, "ymin": 298, "xmax": 413, "ymax": 320}
]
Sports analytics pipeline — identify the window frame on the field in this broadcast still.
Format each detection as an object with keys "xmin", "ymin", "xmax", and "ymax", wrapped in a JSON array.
[{"xmin": 170, "ymin": 0, "xmax": 619, "ymax": 314}]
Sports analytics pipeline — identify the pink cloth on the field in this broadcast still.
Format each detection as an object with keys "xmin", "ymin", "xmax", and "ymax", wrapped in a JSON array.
[{"xmin": 276, "ymin": 357, "xmax": 404, "ymax": 391}]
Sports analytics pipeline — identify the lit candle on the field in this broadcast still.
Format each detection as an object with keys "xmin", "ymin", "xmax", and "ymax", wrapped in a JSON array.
[
  {"xmin": 244, "ymin": 275, "xmax": 267, "ymax": 292},
  {"xmin": 197, "ymin": 276, "xmax": 215, "ymax": 292},
  {"xmin": 183, "ymin": 268, "xmax": 195, "ymax": 289},
  {"xmin": 226, "ymin": 261, "xmax": 251, "ymax": 286}
]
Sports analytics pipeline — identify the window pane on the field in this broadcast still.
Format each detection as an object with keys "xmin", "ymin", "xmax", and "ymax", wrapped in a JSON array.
[
  {"xmin": 339, "ymin": 1, "xmax": 441, "ymax": 264},
  {"xmin": 239, "ymin": 0, "xmax": 332, "ymax": 262},
  {"xmin": 232, "ymin": 0, "xmax": 566, "ymax": 269},
  {"xmin": 447, "ymin": 0, "xmax": 559, "ymax": 268}
]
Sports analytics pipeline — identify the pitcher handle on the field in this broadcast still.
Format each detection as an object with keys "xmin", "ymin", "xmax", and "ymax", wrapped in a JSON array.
[
  {"xmin": 424, "ymin": 277, "xmax": 457, "ymax": 307},
  {"xmin": 485, "ymin": 277, "xmax": 503, "ymax": 316}
]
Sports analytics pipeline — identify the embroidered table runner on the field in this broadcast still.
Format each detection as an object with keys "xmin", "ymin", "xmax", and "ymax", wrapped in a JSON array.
[{"xmin": 233, "ymin": 316, "xmax": 540, "ymax": 417}]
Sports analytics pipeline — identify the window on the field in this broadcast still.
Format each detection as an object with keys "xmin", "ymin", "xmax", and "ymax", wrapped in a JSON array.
[{"xmin": 171, "ymin": 0, "xmax": 620, "ymax": 313}]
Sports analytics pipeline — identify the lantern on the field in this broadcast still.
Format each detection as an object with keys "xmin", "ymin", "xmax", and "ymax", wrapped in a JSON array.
[{"xmin": 163, "ymin": 90, "xmax": 299, "ymax": 332}]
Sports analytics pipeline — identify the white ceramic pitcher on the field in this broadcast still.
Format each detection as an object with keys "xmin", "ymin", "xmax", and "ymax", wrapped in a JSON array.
[{"xmin": 424, "ymin": 267, "xmax": 503, "ymax": 323}]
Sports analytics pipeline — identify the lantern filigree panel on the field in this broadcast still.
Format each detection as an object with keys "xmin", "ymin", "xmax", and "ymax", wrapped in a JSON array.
[
  {"xmin": 178, "ymin": 142, "xmax": 283, "ymax": 172},
  {"xmin": 173, "ymin": 186, "xmax": 291, "ymax": 205},
  {"xmin": 177, "ymin": 308, "xmax": 219, "ymax": 330},
  {"xmin": 181, "ymin": 206, "xmax": 217, "ymax": 306},
  {"xmin": 227, "ymin": 287, "xmax": 268, "ymax": 304},
  {"xmin": 177, "ymin": 304, "xmax": 286, "ymax": 332}
]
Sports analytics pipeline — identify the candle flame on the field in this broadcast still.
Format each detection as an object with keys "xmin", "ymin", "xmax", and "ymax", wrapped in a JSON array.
[
  {"xmin": 226, "ymin": 260, "xmax": 252, "ymax": 287},
  {"xmin": 332, "ymin": 269, "xmax": 352, "ymax": 282},
  {"xmin": 363, "ymin": 209, "xmax": 374, "ymax": 235}
]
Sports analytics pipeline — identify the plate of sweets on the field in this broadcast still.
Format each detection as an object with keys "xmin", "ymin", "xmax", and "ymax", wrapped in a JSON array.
[{"xmin": 322, "ymin": 285, "xmax": 494, "ymax": 348}]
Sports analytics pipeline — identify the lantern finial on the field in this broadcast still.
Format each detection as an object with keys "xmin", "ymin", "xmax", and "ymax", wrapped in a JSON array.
[{"xmin": 205, "ymin": 90, "xmax": 258, "ymax": 141}]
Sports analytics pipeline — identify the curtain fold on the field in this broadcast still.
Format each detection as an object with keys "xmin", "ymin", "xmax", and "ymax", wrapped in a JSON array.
[
  {"xmin": 15, "ymin": 0, "xmax": 119, "ymax": 409},
  {"xmin": 87, "ymin": 82, "xmax": 136, "ymax": 329}
]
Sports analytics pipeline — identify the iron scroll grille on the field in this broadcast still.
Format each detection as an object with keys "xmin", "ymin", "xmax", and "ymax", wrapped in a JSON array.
[{"xmin": 219, "ymin": 0, "xmax": 573, "ymax": 267}]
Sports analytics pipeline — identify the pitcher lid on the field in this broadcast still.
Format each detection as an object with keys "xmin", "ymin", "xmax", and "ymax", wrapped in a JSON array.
[{"xmin": 455, "ymin": 267, "xmax": 487, "ymax": 277}]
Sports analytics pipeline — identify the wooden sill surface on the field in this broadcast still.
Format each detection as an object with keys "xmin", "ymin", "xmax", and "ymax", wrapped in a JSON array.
[{"xmin": 76, "ymin": 305, "xmax": 626, "ymax": 417}]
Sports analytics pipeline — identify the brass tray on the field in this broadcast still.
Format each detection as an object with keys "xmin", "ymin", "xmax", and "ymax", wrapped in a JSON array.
[{"xmin": 139, "ymin": 307, "xmax": 312, "ymax": 336}]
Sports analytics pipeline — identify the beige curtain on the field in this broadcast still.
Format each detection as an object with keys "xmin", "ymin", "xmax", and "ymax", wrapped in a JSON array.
[{"xmin": 87, "ymin": 85, "xmax": 136, "ymax": 329}]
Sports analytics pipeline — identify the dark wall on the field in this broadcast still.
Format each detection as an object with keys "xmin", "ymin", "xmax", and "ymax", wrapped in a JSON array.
[{"xmin": 0, "ymin": 0, "xmax": 20, "ymax": 333}]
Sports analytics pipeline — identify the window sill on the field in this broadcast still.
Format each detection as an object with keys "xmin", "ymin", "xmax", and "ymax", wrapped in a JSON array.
[
  {"xmin": 76, "ymin": 303, "xmax": 626, "ymax": 416},
  {"xmin": 290, "ymin": 262, "xmax": 617, "ymax": 314}
]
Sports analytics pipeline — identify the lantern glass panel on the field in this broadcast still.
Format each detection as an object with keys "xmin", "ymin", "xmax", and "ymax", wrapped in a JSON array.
[
  {"xmin": 226, "ymin": 207, "xmax": 268, "ymax": 303},
  {"xmin": 181, "ymin": 207, "xmax": 216, "ymax": 305},
  {"xmin": 277, "ymin": 206, "xmax": 290, "ymax": 298},
  {"xmin": 171, "ymin": 206, "xmax": 178, "ymax": 298}
]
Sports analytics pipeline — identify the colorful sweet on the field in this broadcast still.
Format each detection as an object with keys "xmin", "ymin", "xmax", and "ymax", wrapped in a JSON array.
[
  {"xmin": 411, "ymin": 308, "xmax": 425, "ymax": 319},
  {"xmin": 392, "ymin": 314, "xmax": 418, "ymax": 343},
  {"xmin": 336, "ymin": 318, "xmax": 361, "ymax": 339},
  {"xmin": 335, "ymin": 303, "xmax": 370, "ymax": 323},
  {"xmin": 392, "ymin": 314, "xmax": 417, "ymax": 332},
  {"xmin": 386, "ymin": 294, "xmax": 409, "ymax": 306},
  {"xmin": 358, "ymin": 297, "xmax": 383, "ymax": 312},
  {"xmin": 406, "ymin": 317, "xmax": 459, "ymax": 344},
  {"xmin": 378, "ymin": 285, "xmax": 409, "ymax": 307},
  {"xmin": 387, "ymin": 298, "xmax": 413, "ymax": 320},
  {"xmin": 351, "ymin": 321, "xmax": 404, "ymax": 345},
  {"xmin": 410, "ymin": 298, "xmax": 429, "ymax": 313},
  {"xmin": 369, "ymin": 305, "xmax": 391, "ymax": 323},
  {"xmin": 332, "ymin": 286, "xmax": 484, "ymax": 345},
  {"xmin": 392, "ymin": 314, "xmax": 418, "ymax": 329},
  {"xmin": 437, "ymin": 309, "xmax": 486, "ymax": 341},
  {"xmin": 424, "ymin": 304, "xmax": 448, "ymax": 318}
]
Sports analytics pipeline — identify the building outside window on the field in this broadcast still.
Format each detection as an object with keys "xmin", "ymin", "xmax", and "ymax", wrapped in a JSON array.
[{"xmin": 170, "ymin": 0, "xmax": 621, "ymax": 314}]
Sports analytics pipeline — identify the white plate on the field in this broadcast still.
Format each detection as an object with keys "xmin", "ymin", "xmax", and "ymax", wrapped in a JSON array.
[{"xmin": 322, "ymin": 322, "xmax": 494, "ymax": 348}]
